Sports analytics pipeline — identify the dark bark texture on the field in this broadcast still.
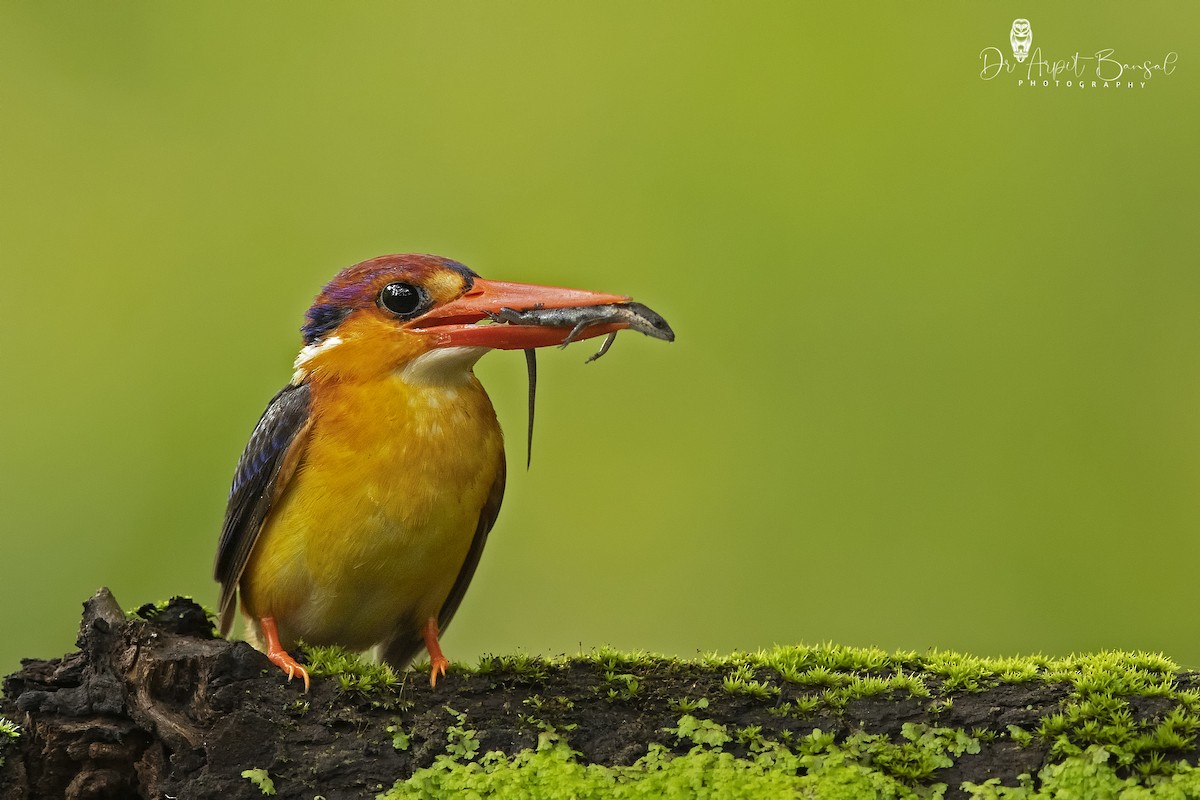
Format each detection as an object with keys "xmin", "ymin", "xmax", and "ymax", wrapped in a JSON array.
[{"xmin": 1, "ymin": 589, "xmax": 1197, "ymax": 799}]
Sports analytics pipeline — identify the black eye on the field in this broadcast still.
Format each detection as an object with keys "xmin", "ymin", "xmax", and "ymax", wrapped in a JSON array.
[{"xmin": 378, "ymin": 282, "xmax": 423, "ymax": 317}]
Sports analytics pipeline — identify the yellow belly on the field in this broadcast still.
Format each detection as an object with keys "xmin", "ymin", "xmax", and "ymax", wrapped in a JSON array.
[{"xmin": 240, "ymin": 372, "xmax": 503, "ymax": 651}]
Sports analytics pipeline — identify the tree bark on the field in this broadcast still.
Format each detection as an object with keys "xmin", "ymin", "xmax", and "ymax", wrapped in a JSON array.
[{"xmin": 1, "ymin": 589, "xmax": 1196, "ymax": 799}]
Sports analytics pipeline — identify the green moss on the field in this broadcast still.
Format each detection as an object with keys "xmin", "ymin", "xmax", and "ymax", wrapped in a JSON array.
[
  {"xmin": 665, "ymin": 714, "xmax": 732, "ymax": 748},
  {"xmin": 378, "ymin": 728, "xmax": 940, "ymax": 800},
  {"xmin": 241, "ymin": 767, "xmax": 277, "ymax": 795},
  {"xmin": 377, "ymin": 719, "xmax": 1200, "ymax": 800},
  {"xmin": 786, "ymin": 664, "xmax": 851, "ymax": 687},
  {"xmin": 602, "ymin": 671, "xmax": 642, "ymax": 702},
  {"xmin": 0, "ymin": 716, "xmax": 19, "ymax": 768},
  {"xmin": 1007, "ymin": 725, "xmax": 1034, "ymax": 747},
  {"xmin": 722, "ymin": 664, "xmax": 781, "ymax": 700},
  {"xmin": 592, "ymin": 645, "xmax": 653, "ymax": 673},
  {"xmin": 669, "ymin": 696, "xmax": 709, "ymax": 713},
  {"xmin": 1025, "ymin": 652, "xmax": 1200, "ymax": 775},
  {"xmin": 307, "ymin": 644, "xmax": 1200, "ymax": 797},
  {"xmin": 477, "ymin": 645, "xmax": 1200, "ymax": 759},
  {"xmin": 302, "ymin": 644, "xmax": 400, "ymax": 696},
  {"xmin": 474, "ymin": 652, "xmax": 549, "ymax": 682},
  {"xmin": 963, "ymin": 746, "xmax": 1200, "ymax": 798},
  {"xmin": 377, "ymin": 716, "xmax": 988, "ymax": 799},
  {"xmin": 442, "ymin": 707, "xmax": 481, "ymax": 761},
  {"xmin": 387, "ymin": 723, "xmax": 412, "ymax": 752}
]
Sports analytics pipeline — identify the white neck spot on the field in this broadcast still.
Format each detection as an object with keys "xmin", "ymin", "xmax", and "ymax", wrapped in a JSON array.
[
  {"xmin": 400, "ymin": 346, "xmax": 490, "ymax": 386},
  {"xmin": 292, "ymin": 335, "xmax": 344, "ymax": 381}
]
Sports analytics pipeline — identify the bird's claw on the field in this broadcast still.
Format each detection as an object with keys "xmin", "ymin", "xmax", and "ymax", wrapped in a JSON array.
[
  {"xmin": 267, "ymin": 647, "xmax": 311, "ymax": 692},
  {"xmin": 429, "ymin": 655, "xmax": 449, "ymax": 688},
  {"xmin": 259, "ymin": 616, "xmax": 311, "ymax": 692},
  {"xmin": 423, "ymin": 616, "xmax": 451, "ymax": 688}
]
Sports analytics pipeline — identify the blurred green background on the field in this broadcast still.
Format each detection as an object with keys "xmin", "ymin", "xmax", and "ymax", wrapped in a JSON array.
[{"xmin": 2, "ymin": 3, "xmax": 1197, "ymax": 681}]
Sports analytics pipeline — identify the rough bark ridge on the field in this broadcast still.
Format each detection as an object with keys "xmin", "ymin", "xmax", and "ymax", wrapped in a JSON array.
[{"xmin": 2, "ymin": 590, "xmax": 1198, "ymax": 799}]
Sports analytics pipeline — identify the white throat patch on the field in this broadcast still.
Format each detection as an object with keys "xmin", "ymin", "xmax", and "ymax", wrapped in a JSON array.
[{"xmin": 400, "ymin": 346, "xmax": 490, "ymax": 386}]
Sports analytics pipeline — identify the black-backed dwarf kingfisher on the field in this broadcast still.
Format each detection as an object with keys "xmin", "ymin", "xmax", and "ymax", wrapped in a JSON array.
[{"xmin": 215, "ymin": 254, "xmax": 644, "ymax": 690}]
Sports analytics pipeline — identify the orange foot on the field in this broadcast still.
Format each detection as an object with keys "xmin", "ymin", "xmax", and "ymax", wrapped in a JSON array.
[
  {"xmin": 260, "ymin": 616, "xmax": 311, "ymax": 692},
  {"xmin": 423, "ymin": 617, "xmax": 450, "ymax": 688}
]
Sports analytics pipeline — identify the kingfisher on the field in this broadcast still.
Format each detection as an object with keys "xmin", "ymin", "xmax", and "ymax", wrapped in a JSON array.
[{"xmin": 214, "ymin": 254, "xmax": 645, "ymax": 690}]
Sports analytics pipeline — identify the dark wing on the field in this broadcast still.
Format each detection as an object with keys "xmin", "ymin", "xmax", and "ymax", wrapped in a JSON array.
[{"xmin": 214, "ymin": 382, "xmax": 313, "ymax": 636}]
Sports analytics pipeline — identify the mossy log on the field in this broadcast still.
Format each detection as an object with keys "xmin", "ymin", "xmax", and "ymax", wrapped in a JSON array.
[{"xmin": 3, "ymin": 589, "xmax": 1200, "ymax": 799}]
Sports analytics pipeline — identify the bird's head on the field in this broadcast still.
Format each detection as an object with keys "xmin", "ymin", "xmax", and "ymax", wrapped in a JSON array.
[{"xmin": 292, "ymin": 254, "xmax": 629, "ymax": 384}]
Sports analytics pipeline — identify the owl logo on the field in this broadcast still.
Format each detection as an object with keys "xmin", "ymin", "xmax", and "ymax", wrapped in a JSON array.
[{"xmin": 1010, "ymin": 19, "xmax": 1033, "ymax": 63}]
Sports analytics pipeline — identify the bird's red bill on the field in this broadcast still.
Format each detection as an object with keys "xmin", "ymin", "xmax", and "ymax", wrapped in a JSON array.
[{"xmin": 410, "ymin": 278, "xmax": 630, "ymax": 349}]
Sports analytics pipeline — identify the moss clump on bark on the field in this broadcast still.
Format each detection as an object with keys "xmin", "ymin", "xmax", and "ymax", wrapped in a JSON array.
[{"xmin": 2, "ymin": 589, "xmax": 1199, "ymax": 799}]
